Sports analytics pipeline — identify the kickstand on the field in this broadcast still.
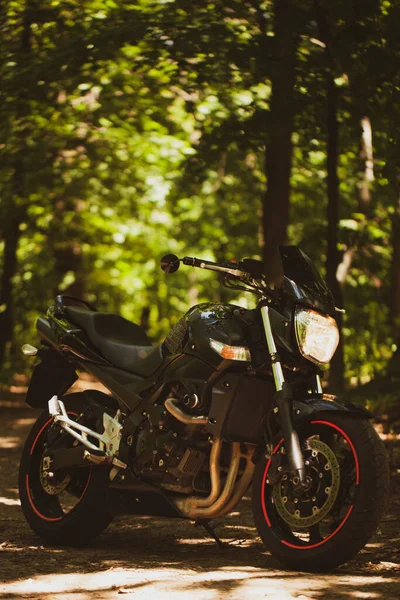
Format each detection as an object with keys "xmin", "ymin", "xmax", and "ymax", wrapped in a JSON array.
[{"xmin": 194, "ymin": 520, "xmax": 225, "ymax": 550}]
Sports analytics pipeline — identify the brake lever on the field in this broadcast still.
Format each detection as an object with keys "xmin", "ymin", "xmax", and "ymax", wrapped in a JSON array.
[{"xmin": 223, "ymin": 275, "xmax": 264, "ymax": 296}]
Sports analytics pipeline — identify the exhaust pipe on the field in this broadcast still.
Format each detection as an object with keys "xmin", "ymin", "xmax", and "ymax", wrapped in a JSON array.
[
  {"xmin": 164, "ymin": 397, "xmax": 208, "ymax": 425},
  {"xmin": 172, "ymin": 442, "xmax": 241, "ymax": 519},
  {"xmin": 171, "ymin": 441, "xmax": 255, "ymax": 520}
]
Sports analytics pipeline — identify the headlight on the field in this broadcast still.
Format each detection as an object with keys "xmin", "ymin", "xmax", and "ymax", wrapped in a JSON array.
[{"xmin": 295, "ymin": 307, "xmax": 339, "ymax": 364}]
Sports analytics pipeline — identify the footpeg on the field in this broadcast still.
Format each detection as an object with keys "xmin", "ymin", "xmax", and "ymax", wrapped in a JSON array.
[
  {"xmin": 83, "ymin": 450, "xmax": 126, "ymax": 469},
  {"xmin": 48, "ymin": 445, "xmax": 127, "ymax": 472}
]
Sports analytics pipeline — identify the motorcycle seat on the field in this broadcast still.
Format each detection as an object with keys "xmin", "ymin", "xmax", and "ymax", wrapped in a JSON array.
[{"xmin": 64, "ymin": 307, "xmax": 164, "ymax": 377}]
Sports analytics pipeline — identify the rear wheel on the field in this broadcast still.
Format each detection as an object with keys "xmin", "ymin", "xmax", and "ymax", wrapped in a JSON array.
[
  {"xmin": 252, "ymin": 413, "xmax": 389, "ymax": 572},
  {"xmin": 19, "ymin": 394, "xmax": 115, "ymax": 546}
]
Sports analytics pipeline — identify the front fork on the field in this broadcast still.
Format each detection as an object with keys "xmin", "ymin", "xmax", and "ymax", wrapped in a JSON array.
[{"xmin": 261, "ymin": 305, "xmax": 319, "ymax": 489}]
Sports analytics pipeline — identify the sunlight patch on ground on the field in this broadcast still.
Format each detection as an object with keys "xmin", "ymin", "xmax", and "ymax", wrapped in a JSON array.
[
  {"xmin": 379, "ymin": 562, "xmax": 399, "ymax": 568},
  {"xmin": 176, "ymin": 537, "xmax": 219, "ymax": 545},
  {"xmin": 348, "ymin": 592, "xmax": 379, "ymax": 598},
  {"xmin": 0, "ymin": 496, "xmax": 20, "ymax": 506},
  {"xmin": 223, "ymin": 524, "xmax": 256, "ymax": 530},
  {"xmin": 0, "ymin": 542, "xmax": 65, "ymax": 553},
  {"xmin": 0, "ymin": 570, "xmax": 286, "ymax": 600},
  {"xmin": 1, "ymin": 566, "xmax": 396, "ymax": 600},
  {"xmin": 9, "ymin": 385, "xmax": 28, "ymax": 395},
  {"xmin": 175, "ymin": 535, "xmax": 255, "ymax": 547},
  {"xmin": 0, "ymin": 436, "xmax": 20, "ymax": 448},
  {"xmin": 13, "ymin": 418, "xmax": 36, "ymax": 427}
]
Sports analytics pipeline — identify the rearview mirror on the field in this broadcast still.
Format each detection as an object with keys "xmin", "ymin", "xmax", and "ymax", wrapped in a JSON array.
[{"xmin": 160, "ymin": 254, "xmax": 180, "ymax": 273}]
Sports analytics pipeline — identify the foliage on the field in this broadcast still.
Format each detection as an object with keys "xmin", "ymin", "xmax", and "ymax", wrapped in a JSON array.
[{"xmin": 1, "ymin": 0, "xmax": 400, "ymax": 400}]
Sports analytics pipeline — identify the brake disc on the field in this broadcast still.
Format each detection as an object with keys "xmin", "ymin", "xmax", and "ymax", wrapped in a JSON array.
[
  {"xmin": 40, "ymin": 455, "xmax": 71, "ymax": 495},
  {"xmin": 272, "ymin": 438, "xmax": 341, "ymax": 528}
]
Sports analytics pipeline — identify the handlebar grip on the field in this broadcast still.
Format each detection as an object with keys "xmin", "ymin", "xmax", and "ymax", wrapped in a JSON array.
[
  {"xmin": 182, "ymin": 256, "xmax": 216, "ymax": 268},
  {"xmin": 182, "ymin": 256, "xmax": 245, "ymax": 278}
]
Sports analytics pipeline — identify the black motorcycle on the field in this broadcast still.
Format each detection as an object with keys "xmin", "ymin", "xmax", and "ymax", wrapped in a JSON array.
[{"xmin": 19, "ymin": 247, "xmax": 388, "ymax": 572}]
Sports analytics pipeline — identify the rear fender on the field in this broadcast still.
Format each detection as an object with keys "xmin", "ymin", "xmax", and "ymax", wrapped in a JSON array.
[
  {"xmin": 293, "ymin": 394, "xmax": 371, "ymax": 423},
  {"xmin": 25, "ymin": 347, "xmax": 78, "ymax": 408}
]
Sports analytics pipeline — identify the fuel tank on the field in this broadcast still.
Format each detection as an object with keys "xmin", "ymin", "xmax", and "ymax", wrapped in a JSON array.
[{"xmin": 163, "ymin": 303, "xmax": 259, "ymax": 368}]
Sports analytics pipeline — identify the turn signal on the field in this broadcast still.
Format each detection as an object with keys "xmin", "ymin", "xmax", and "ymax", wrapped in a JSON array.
[
  {"xmin": 209, "ymin": 338, "xmax": 251, "ymax": 362},
  {"xmin": 22, "ymin": 344, "xmax": 38, "ymax": 356}
]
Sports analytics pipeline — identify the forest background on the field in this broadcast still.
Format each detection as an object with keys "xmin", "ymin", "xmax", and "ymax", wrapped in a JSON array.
[{"xmin": 1, "ymin": 0, "xmax": 400, "ymax": 419}]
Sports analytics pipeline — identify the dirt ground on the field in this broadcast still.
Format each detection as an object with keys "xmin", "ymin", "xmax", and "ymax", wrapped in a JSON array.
[{"xmin": 0, "ymin": 393, "xmax": 399, "ymax": 600}]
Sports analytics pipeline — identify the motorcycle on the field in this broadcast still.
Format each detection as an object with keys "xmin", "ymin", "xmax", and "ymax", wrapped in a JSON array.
[{"xmin": 19, "ymin": 246, "xmax": 389, "ymax": 572}]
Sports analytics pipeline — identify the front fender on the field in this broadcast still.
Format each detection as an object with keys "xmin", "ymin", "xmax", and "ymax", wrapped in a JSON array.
[{"xmin": 293, "ymin": 393, "xmax": 371, "ymax": 423}]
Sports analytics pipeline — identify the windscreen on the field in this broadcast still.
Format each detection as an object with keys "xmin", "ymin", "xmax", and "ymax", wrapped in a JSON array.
[{"xmin": 279, "ymin": 246, "xmax": 335, "ymax": 314}]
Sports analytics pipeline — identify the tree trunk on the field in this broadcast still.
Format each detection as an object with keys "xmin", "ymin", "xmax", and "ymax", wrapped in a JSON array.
[
  {"xmin": 0, "ymin": 5, "xmax": 32, "ymax": 368},
  {"xmin": 261, "ymin": 0, "xmax": 300, "ymax": 271},
  {"xmin": 359, "ymin": 116, "xmax": 374, "ymax": 212},
  {"xmin": 0, "ymin": 215, "xmax": 24, "ymax": 365},
  {"xmin": 53, "ymin": 238, "xmax": 85, "ymax": 298},
  {"xmin": 140, "ymin": 306, "xmax": 151, "ymax": 334},
  {"xmin": 326, "ymin": 76, "xmax": 345, "ymax": 393},
  {"xmin": 384, "ymin": 169, "xmax": 400, "ymax": 376},
  {"xmin": 391, "ymin": 169, "xmax": 400, "ymax": 339},
  {"xmin": 49, "ymin": 198, "xmax": 86, "ymax": 299}
]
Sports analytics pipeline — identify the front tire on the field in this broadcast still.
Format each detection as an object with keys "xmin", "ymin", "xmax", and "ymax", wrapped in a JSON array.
[
  {"xmin": 19, "ymin": 394, "xmax": 115, "ymax": 546},
  {"xmin": 252, "ymin": 413, "xmax": 389, "ymax": 572}
]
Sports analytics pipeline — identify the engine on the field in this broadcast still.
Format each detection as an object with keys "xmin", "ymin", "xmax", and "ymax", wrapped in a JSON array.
[{"xmin": 132, "ymin": 387, "xmax": 211, "ymax": 494}]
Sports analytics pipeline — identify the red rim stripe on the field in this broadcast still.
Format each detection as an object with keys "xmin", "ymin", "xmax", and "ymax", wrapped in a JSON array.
[
  {"xmin": 280, "ymin": 505, "xmax": 354, "ymax": 550},
  {"xmin": 25, "ymin": 471, "xmax": 92, "ymax": 522},
  {"xmin": 261, "ymin": 438, "xmax": 284, "ymax": 527},
  {"xmin": 26, "ymin": 410, "xmax": 89, "ymax": 522},
  {"xmin": 26, "ymin": 473, "xmax": 62, "ymax": 522},
  {"xmin": 310, "ymin": 420, "xmax": 360, "ymax": 485},
  {"xmin": 29, "ymin": 412, "xmax": 79, "ymax": 455},
  {"xmin": 29, "ymin": 418, "xmax": 53, "ymax": 455}
]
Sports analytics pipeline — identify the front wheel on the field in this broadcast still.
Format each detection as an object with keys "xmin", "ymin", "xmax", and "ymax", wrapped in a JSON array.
[{"xmin": 252, "ymin": 413, "xmax": 389, "ymax": 572}]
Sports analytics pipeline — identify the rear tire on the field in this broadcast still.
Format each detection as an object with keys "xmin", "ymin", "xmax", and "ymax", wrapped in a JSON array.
[
  {"xmin": 252, "ymin": 413, "xmax": 389, "ymax": 572},
  {"xmin": 19, "ymin": 394, "xmax": 115, "ymax": 546}
]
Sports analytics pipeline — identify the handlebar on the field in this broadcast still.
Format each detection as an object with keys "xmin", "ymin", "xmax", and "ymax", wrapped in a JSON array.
[
  {"xmin": 182, "ymin": 256, "xmax": 245, "ymax": 278},
  {"xmin": 160, "ymin": 253, "xmax": 268, "ymax": 286}
]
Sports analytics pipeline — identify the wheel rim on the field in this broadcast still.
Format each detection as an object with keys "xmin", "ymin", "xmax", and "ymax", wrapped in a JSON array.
[
  {"xmin": 261, "ymin": 420, "xmax": 359, "ymax": 550},
  {"xmin": 25, "ymin": 412, "xmax": 92, "ymax": 521}
]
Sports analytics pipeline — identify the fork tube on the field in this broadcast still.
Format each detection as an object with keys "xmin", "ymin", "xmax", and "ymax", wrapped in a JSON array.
[
  {"xmin": 260, "ymin": 305, "xmax": 307, "ymax": 488},
  {"xmin": 260, "ymin": 305, "xmax": 285, "ymax": 391}
]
